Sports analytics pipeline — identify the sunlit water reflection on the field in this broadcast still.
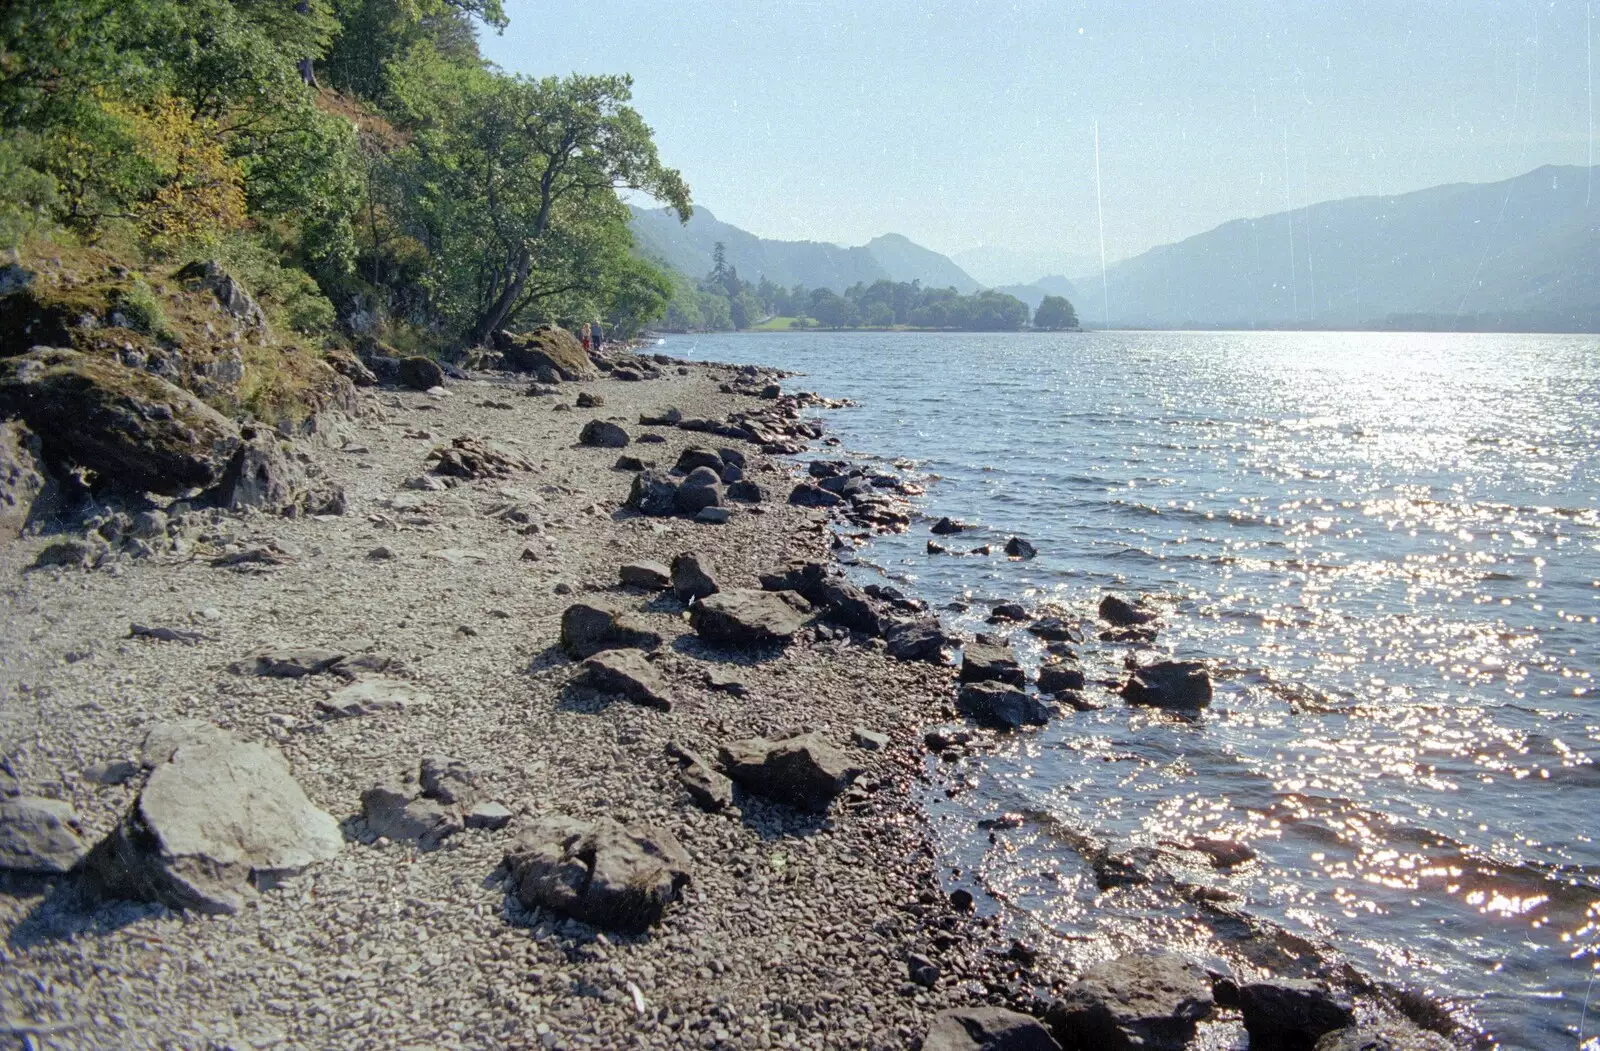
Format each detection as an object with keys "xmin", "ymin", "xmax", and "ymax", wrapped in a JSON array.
[{"xmin": 669, "ymin": 330, "xmax": 1600, "ymax": 1048}]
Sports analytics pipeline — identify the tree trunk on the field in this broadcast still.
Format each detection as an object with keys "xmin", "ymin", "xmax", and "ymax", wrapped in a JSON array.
[{"xmin": 470, "ymin": 248, "xmax": 532, "ymax": 345}]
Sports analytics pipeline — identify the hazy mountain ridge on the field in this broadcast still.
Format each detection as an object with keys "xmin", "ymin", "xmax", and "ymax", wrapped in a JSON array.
[{"xmin": 1077, "ymin": 164, "xmax": 1600, "ymax": 331}]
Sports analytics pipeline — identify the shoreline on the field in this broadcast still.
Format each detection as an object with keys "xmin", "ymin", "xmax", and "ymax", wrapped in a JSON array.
[{"xmin": 0, "ymin": 355, "xmax": 1020, "ymax": 1049}]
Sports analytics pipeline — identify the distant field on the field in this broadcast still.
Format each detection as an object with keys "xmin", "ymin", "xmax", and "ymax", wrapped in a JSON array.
[{"xmin": 749, "ymin": 316, "xmax": 805, "ymax": 331}]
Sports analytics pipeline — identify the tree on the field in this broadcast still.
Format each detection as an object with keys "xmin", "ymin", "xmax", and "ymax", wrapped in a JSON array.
[
  {"xmin": 1033, "ymin": 294, "xmax": 1079, "ymax": 330},
  {"xmin": 864, "ymin": 301, "xmax": 894, "ymax": 327},
  {"xmin": 601, "ymin": 254, "xmax": 673, "ymax": 337}
]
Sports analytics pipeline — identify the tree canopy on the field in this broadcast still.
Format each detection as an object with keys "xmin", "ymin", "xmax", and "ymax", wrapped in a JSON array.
[{"xmin": 1033, "ymin": 295, "xmax": 1080, "ymax": 330}]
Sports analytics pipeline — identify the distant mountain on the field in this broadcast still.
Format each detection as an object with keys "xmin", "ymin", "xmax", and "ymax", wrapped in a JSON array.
[
  {"xmin": 995, "ymin": 275, "xmax": 1080, "ymax": 311},
  {"xmin": 1077, "ymin": 164, "xmax": 1600, "ymax": 331},
  {"xmin": 863, "ymin": 234, "xmax": 980, "ymax": 293},
  {"xmin": 628, "ymin": 206, "xmax": 979, "ymax": 294},
  {"xmin": 953, "ymin": 245, "xmax": 1104, "ymax": 289}
]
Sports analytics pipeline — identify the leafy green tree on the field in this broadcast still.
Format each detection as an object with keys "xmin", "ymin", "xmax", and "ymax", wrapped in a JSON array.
[
  {"xmin": 601, "ymin": 253, "xmax": 673, "ymax": 337},
  {"xmin": 1033, "ymin": 294, "xmax": 1079, "ymax": 330},
  {"xmin": 865, "ymin": 301, "xmax": 894, "ymax": 327}
]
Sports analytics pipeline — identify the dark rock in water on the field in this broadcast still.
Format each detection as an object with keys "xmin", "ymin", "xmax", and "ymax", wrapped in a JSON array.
[
  {"xmin": 989, "ymin": 602, "xmax": 1030, "ymax": 622},
  {"xmin": 928, "ymin": 540, "xmax": 950, "ymax": 554},
  {"xmin": 1099, "ymin": 594, "xmax": 1157, "ymax": 626},
  {"xmin": 0, "ymin": 420, "xmax": 46, "ymax": 541},
  {"xmin": 670, "ymin": 551, "xmax": 720, "ymax": 602},
  {"xmin": 726, "ymin": 479, "xmax": 765, "ymax": 503},
  {"xmin": 958, "ymin": 681, "xmax": 1053, "ymax": 730},
  {"xmin": 690, "ymin": 589, "xmax": 804, "ymax": 646},
  {"xmin": 930, "ymin": 516, "xmax": 971, "ymax": 535},
  {"xmin": 493, "ymin": 325, "xmax": 598, "ymax": 380},
  {"xmin": 503, "ymin": 815, "xmax": 690, "ymax": 934},
  {"xmin": 575, "ymin": 391, "xmax": 604, "ymax": 408},
  {"xmin": 559, "ymin": 602, "xmax": 663, "ymax": 659},
  {"xmin": 578, "ymin": 648, "xmax": 671, "ymax": 710},
  {"xmin": 627, "ymin": 469, "xmax": 678, "ymax": 516},
  {"xmin": 924, "ymin": 1006, "xmax": 1062, "ymax": 1051},
  {"xmin": 886, "ymin": 619, "xmax": 951, "ymax": 663},
  {"xmin": 959, "ymin": 642, "xmax": 1025, "ymax": 686},
  {"xmin": 619, "ymin": 561, "xmax": 671, "ymax": 589},
  {"xmin": 1045, "ymin": 952, "xmax": 1214, "ymax": 1051},
  {"xmin": 1238, "ymin": 979, "xmax": 1355, "ymax": 1049},
  {"xmin": 675, "ymin": 446, "xmax": 723, "ymax": 473},
  {"xmin": 789, "ymin": 483, "xmax": 842, "ymax": 508},
  {"xmin": 639, "ymin": 407, "xmax": 683, "ymax": 426},
  {"xmin": 578, "ymin": 419, "xmax": 629, "ymax": 448},
  {"xmin": 0, "ymin": 347, "xmax": 241, "ymax": 495},
  {"xmin": 1037, "ymin": 662, "xmax": 1087, "ymax": 694},
  {"xmin": 84, "ymin": 722, "xmax": 342, "ymax": 914},
  {"xmin": 1122, "ymin": 660, "xmax": 1212, "ymax": 709},
  {"xmin": 1314, "ymin": 1024, "xmax": 1453, "ymax": 1051},
  {"xmin": 673, "ymin": 480, "xmax": 722, "ymax": 516},
  {"xmin": 1027, "ymin": 617, "xmax": 1079, "ymax": 643},
  {"xmin": 1005, "ymin": 537, "xmax": 1038, "ymax": 560},
  {"xmin": 396, "ymin": 356, "xmax": 444, "ymax": 390},
  {"xmin": 717, "ymin": 733, "xmax": 863, "ymax": 812},
  {"xmin": 0, "ymin": 796, "xmax": 87, "ymax": 873}
]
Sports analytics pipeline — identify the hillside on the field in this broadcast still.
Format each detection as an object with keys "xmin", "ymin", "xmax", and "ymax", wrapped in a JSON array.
[
  {"xmin": 630, "ymin": 206, "xmax": 981, "ymax": 293},
  {"xmin": 994, "ymin": 275, "xmax": 1080, "ymax": 312},
  {"xmin": 1080, "ymin": 165, "xmax": 1600, "ymax": 331}
]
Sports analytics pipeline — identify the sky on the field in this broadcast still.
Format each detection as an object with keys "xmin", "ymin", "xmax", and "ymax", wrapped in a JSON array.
[{"xmin": 479, "ymin": 1, "xmax": 1598, "ymax": 279}]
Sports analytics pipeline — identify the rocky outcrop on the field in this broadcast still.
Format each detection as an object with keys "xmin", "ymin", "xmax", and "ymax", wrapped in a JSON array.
[
  {"xmin": 0, "ymin": 420, "xmax": 46, "ymax": 540},
  {"xmin": 577, "ymin": 649, "xmax": 671, "ymax": 710},
  {"xmin": 1045, "ymin": 953, "xmax": 1214, "ymax": 1050},
  {"xmin": 1238, "ymin": 979, "xmax": 1355, "ymax": 1049},
  {"xmin": 493, "ymin": 326, "xmax": 598, "ymax": 381},
  {"xmin": 0, "ymin": 347, "xmax": 241, "ymax": 494},
  {"xmin": 717, "ymin": 733, "xmax": 863, "ymax": 812},
  {"xmin": 924, "ymin": 1007, "xmax": 1062, "ymax": 1051},
  {"xmin": 209, "ymin": 428, "xmax": 345, "ymax": 516},
  {"xmin": 174, "ymin": 260, "xmax": 268, "ymax": 330},
  {"xmin": 1122, "ymin": 661, "xmax": 1212, "ymax": 709},
  {"xmin": 503, "ymin": 815, "xmax": 691, "ymax": 934},
  {"xmin": 689, "ymin": 589, "xmax": 805, "ymax": 646},
  {"xmin": 559, "ymin": 602, "xmax": 664, "ymax": 659},
  {"xmin": 957, "ymin": 681, "xmax": 1053, "ymax": 730},
  {"xmin": 0, "ymin": 796, "xmax": 88, "ymax": 873},
  {"xmin": 83, "ymin": 722, "xmax": 342, "ymax": 914},
  {"xmin": 396, "ymin": 356, "xmax": 444, "ymax": 391}
]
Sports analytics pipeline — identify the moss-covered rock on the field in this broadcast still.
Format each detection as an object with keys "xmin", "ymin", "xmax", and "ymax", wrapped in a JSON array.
[
  {"xmin": 397, "ymin": 356, "xmax": 444, "ymax": 390},
  {"xmin": 492, "ymin": 325, "xmax": 597, "ymax": 381},
  {"xmin": 0, "ymin": 420, "xmax": 46, "ymax": 540},
  {"xmin": 0, "ymin": 347, "xmax": 241, "ymax": 494}
]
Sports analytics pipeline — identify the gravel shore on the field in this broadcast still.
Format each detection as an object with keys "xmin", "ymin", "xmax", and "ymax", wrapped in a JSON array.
[{"xmin": 0, "ymin": 357, "xmax": 1009, "ymax": 1050}]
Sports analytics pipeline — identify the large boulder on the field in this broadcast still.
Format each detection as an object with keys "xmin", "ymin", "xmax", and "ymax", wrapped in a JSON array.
[
  {"xmin": 577, "ymin": 648, "xmax": 672, "ymax": 710},
  {"xmin": 1314, "ymin": 1024, "xmax": 1453, "ymax": 1051},
  {"xmin": 689, "ymin": 589, "xmax": 805, "ymax": 647},
  {"xmin": 675, "ymin": 446, "xmax": 723, "ymax": 473},
  {"xmin": 958, "ymin": 681, "xmax": 1053, "ymax": 730},
  {"xmin": 673, "ymin": 479, "xmax": 723, "ymax": 516},
  {"xmin": 0, "ymin": 796, "xmax": 88, "ymax": 873},
  {"xmin": 208, "ymin": 428, "xmax": 344, "ymax": 516},
  {"xmin": 1122, "ymin": 661, "xmax": 1212, "ymax": 709},
  {"xmin": 960, "ymin": 642, "xmax": 1025, "ymax": 686},
  {"xmin": 504, "ymin": 815, "xmax": 690, "ymax": 934},
  {"xmin": 559, "ymin": 601, "xmax": 664, "ymax": 659},
  {"xmin": 83, "ymin": 722, "xmax": 342, "ymax": 914},
  {"xmin": 396, "ymin": 356, "xmax": 445, "ymax": 391},
  {"xmin": 494, "ymin": 326, "xmax": 598, "ymax": 381},
  {"xmin": 717, "ymin": 733, "xmax": 863, "ymax": 812},
  {"xmin": 0, "ymin": 347, "xmax": 241, "ymax": 494},
  {"xmin": 1045, "ymin": 953, "xmax": 1214, "ymax": 1050},
  {"xmin": 924, "ymin": 1007, "xmax": 1062, "ymax": 1051},
  {"xmin": 0, "ymin": 420, "xmax": 46, "ymax": 540},
  {"xmin": 627, "ymin": 469, "xmax": 679, "ymax": 515},
  {"xmin": 1238, "ymin": 979, "xmax": 1355, "ymax": 1049},
  {"xmin": 579, "ymin": 419, "xmax": 630, "ymax": 448},
  {"xmin": 670, "ymin": 552, "xmax": 720, "ymax": 602}
]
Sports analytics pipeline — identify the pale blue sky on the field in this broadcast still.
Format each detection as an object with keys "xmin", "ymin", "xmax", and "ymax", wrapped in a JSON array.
[{"xmin": 480, "ymin": 1, "xmax": 1596, "ymax": 268}]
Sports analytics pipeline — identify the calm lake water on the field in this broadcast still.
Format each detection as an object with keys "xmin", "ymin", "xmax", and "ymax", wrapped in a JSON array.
[{"xmin": 667, "ymin": 330, "xmax": 1600, "ymax": 1048}]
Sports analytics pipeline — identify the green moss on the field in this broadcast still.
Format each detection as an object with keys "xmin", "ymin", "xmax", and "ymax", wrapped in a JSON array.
[{"xmin": 113, "ymin": 277, "xmax": 177, "ymax": 342}]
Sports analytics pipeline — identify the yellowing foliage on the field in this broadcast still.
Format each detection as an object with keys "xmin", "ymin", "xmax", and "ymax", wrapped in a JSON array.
[{"xmin": 105, "ymin": 95, "xmax": 248, "ymax": 253}]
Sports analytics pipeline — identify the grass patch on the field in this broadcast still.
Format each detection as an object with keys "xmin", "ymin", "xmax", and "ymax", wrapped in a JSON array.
[{"xmin": 749, "ymin": 316, "xmax": 811, "ymax": 331}]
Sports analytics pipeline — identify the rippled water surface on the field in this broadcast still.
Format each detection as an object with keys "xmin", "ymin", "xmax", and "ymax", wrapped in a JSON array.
[{"xmin": 669, "ymin": 330, "xmax": 1600, "ymax": 1047}]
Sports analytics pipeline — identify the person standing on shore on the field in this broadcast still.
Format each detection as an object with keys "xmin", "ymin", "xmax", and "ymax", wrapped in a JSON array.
[
  {"xmin": 580, "ymin": 322, "xmax": 591, "ymax": 352},
  {"xmin": 591, "ymin": 320, "xmax": 604, "ymax": 352}
]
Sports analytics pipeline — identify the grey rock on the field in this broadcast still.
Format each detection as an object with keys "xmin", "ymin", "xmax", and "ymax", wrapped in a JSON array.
[
  {"xmin": 788, "ymin": 483, "xmax": 842, "ymax": 508},
  {"xmin": 1239, "ymin": 979, "xmax": 1356, "ymax": 1048},
  {"xmin": 1045, "ymin": 952, "xmax": 1214, "ymax": 1051},
  {"xmin": 682, "ymin": 465, "xmax": 721, "ymax": 488},
  {"xmin": 626, "ymin": 469, "xmax": 678, "ymax": 516},
  {"xmin": 328, "ymin": 651, "xmax": 408, "ymax": 679},
  {"xmin": 885, "ymin": 618, "xmax": 950, "ymax": 663},
  {"xmin": 720, "ymin": 463, "xmax": 743, "ymax": 483},
  {"xmin": 675, "ymin": 446, "xmax": 723, "ymax": 473},
  {"xmin": 674, "ymin": 749, "xmax": 734, "ymax": 812},
  {"xmin": 619, "ymin": 561, "xmax": 671, "ymax": 589},
  {"xmin": 717, "ymin": 733, "xmax": 863, "ymax": 812},
  {"xmin": 578, "ymin": 648, "xmax": 671, "ymax": 710},
  {"xmin": 703, "ymin": 667, "xmax": 748, "ymax": 695},
  {"xmin": 716, "ymin": 446, "xmax": 747, "ymax": 468},
  {"xmin": 174, "ymin": 260, "xmax": 267, "ymax": 327},
  {"xmin": 419, "ymin": 756, "xmax": 478, "ymax": 805},
  {"xmin": 726, "ymin": 479, "xmax": 766, "ymax": 503},
  {"xmin": 0, "ymin": 796, "xmax": 87, "ymax": 873},
  {"xmin": 670, "ymin": 552, "xmax": 720, "ymax": 602},
  {"xmin": 465, "ymin": 801, "xmax": 513, "ymax": 831},
  {"xmin": 32, "ymin": 538, "xmax": 103, "ymax": 569},
  {"xmin": 1099, "ymin": 594, "xmax": 1157, "ymax": 627},
  {"xmin": 0, "ymin": 420, "xmax": 46, "ymax": 541},
  {"xmin": 958, "ymin": 681, "xmax": 1053, "ymax": 730},
  {"xmin": 317, "ymin": 677, "xmax": 426, "ymax": 717},
  {"xmin": 396, "ymin": 356, "xmax": 445, "ymax": 391},
  {"xmin": 361, "ymin": 781, "xmax": 461, "ymax": 851},
  {"xmin": 929, "ymin": 517, "xmax": 971, "ymax": 535},
  {"xmin": 559, "ymin": 602, "xmax": 663, "ymax": 659},
  {"xmin": 1122, "ymin": 660, "xmax": 1212, "ymax": 709},
  {"xmin": 1005, "ymin": 536, "xmax": 1038, "ymax": 559},
  {"xmin": 924, "ymin": 1007, "xmax": 1062, "ymax": 1051},
  {"xmin": 673, "ymin": 480, "xmax": 722, "ymax": 516},
  {"xmin": 1314, "ymin": 1024, "xmax": 1453, "ymax": 1051},
  {"xmin": 84, "ymin": 759, "xmax": 139, "ymax": 785},
  {"xmin": 575, "ymin": 391, "xmax": 604, "ymax": 408},
  {"xmin": 959, "ymin": 642, "xmax": 1025, "ymax": 686},
  {"xmin": 614, "ymin": 453, "xmax": 649, "ymax": 471},
  {"xmin": 230, "ymin": 648, "xmax": 345, "ymax": 678},
  {"xmin": 690, "ymin": 589, "xmax": 805, "ymax": 647},
  {"xmin": 908, "ymin": 952, "xmax": 941, "ymax": 987},
  {"xmin": 638, "ymin": 407, "xmax": 683, "ymax": 426},
  {"xmin": 1037, "ymin": 662, "xmax": 1087, "ymax": 694},
  {"xmin": 84, "ymin": 723, "xmax": 342, "ymax": 913},
  {"xmin": 578, "ymin": 420, "xmax": 629, "ymax": 448},
  {"xmin": 695, "ymin": 505, "xmax": 731, "ymax": 523},
  {"xmin": 504, "ymin": 815, "xmax": 691, "ymax": 934},
  {"xmin": 851, "ymin": 726, "xmax": 890, "ymax": 751}
]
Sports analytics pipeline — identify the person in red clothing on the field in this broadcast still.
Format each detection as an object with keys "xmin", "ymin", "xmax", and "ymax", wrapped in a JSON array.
[{"xmin": 580, "ymin": 322, "xmax": 591, "ymax": 351}]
